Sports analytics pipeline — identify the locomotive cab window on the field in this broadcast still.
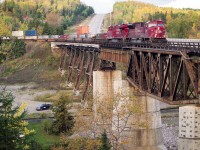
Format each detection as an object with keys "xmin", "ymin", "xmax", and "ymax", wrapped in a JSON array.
[
  {"xmin": 148, "ymin": 23, "xmax": 157, "ymax": 28},
  {"xmin": 128, "ymin": 24, "xmax": 135, "ymax": 29},
  {"xmin": 158, "ymin": 23, "xmax": 164, "ymax": 27}
]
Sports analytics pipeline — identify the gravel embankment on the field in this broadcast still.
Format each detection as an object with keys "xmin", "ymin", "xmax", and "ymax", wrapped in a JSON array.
[{"xmin": 161, "ymin": 109, "xmax": 179, "ymax": 150}]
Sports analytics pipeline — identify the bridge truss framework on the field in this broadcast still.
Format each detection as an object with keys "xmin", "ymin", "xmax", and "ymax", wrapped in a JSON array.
[{"xmin": 55, "ymin": 43, "xmax": 200, "ymax": 105}]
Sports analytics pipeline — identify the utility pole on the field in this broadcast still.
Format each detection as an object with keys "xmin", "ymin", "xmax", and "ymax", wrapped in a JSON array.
[{"xmin": 110, "ymin": 12, "xmax": 112, "ymax": 26}]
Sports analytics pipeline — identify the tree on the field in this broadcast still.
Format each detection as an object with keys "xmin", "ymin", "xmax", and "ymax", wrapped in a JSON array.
[
  {"xmin": 42, "ymin": 22, "xmax": 51, "ymax": 35},
  {"xmin": 0, "ymin": 89, "xmax": 34, "ymax": 150},
  {"xmin": 11, "ymin": 39, "xmax": 26, "ymax": 59},
  {"xmin": 42, "ymin": 119, "xmax": 52, "ymax": 134},
  {"xmin": 0, "ymin": 39, "xmax": 26, "ymax": 64},
  {"xmin": 99, "ymin": 130, "xmax": 111, "ymax": 150},
  {"xmin": 51, "ymin": 95, "xmax": 74, "ymax": 135}
]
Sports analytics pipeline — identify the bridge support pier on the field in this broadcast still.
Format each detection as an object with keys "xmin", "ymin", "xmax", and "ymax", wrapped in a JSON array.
[
  {"xmin": 93, "ymin": 70, "xmax": 122, "ymax": 133},
  {"xmin": 178, "ymin": 105, "xmax": 200, "ymax": 149},
  {"xmin": 112, "ymin": 80, "xmax": 167, "ymax": 150},
  {"xmin": 93, "ymin": 70, "xmax": 166, "ymax": 149}
]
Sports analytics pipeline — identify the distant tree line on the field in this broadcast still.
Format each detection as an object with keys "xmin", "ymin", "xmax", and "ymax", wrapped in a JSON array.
[
  {"xmin": 110, "ymin": 1, "xmax": 200, "ymax": 38},
  {"xmin": 0, "ymin": 0, "xmax": 94, "ymax": 36},
  {"xmin": 0, "ymin": 0, "xmax": 94, "ymax": 63}
]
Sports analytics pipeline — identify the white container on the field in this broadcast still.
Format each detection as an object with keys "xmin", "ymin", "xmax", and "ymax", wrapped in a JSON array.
[
  {"xmin": 68, "ymin": 34, "xmax": 77, "ymax": 40},
  {"xmin": 49, "ymin": 35, "xmax": 59, "ymax": 39},
  {"xmin": 38, "ymin": 35, "xmax": 49, "ymax": 39},
  {"xmin": 12, "ymin": 31, "xmax": 24, "ymax": 37},
  {"xmin": 25, "ymin": 36, "xmax": 37, "ymax": 39}
]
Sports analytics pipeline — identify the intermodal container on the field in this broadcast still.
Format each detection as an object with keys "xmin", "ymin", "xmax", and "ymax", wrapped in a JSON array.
[
  {"xmin": 25, "ymin": 30, "xmax": 37, "ymax": 36},
  {"xmin": 49, "ymin": 35, "xmax": 59, "ymax": 39},
  {"xmin": 58, "ymin": 35, "xmax": 68, "ymax": 39},
  {"xmin": 68, "ymin": 33, "xmax": 77, "ymax": 40},
  {"xmin": 25, "ymin": 36, "xmax": 37, "ymax": 39},
  {"xmin": 77, "ymin": 26, "xmax": 89, "ymax": 35},
  {"xmin": 38, "ymin": 35, "xmax": 49, "ymax": 39},
  {"xmin": 12, "ymin": 31, "xmax": 24, "ymax": 37}
]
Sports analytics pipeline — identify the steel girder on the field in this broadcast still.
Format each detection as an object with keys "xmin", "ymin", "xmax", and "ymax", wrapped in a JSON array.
[
  {"xmin": 127, "ymin": 49, "xmax": 200, "ymax": 105},
  {"xmin": 59, "ymin": 45, "xmax": 100, "ymax": 104}
]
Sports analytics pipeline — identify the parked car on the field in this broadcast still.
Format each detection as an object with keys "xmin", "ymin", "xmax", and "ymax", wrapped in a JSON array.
[{"xmin": 36, "ymin": 104, "xmax": 52, "ymax": 111}]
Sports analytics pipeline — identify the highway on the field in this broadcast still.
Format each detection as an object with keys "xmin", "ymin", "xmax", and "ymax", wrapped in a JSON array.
[{"xmin": 88, "ymin": 14, "xmax": 105, "ymax": 35}]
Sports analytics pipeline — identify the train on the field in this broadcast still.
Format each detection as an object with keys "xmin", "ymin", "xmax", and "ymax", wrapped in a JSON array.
[
  {"xmin": 95, "ymin": 20, "xmax": 166, "ymax": 44},
  {"xmin": 6, "ymin": 20, "xmax": 166, "ymax": 46}
]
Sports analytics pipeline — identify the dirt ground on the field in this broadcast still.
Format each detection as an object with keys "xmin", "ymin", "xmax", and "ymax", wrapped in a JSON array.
[{"xmin": 1, "ymin": 83, "xmax": 56, "ymax": 114}]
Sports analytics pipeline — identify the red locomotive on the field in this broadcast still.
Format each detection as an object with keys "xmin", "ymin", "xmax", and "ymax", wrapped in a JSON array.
[{"xmin": 100, "ymin": 20, "xmax": 166, "ymax": 44}]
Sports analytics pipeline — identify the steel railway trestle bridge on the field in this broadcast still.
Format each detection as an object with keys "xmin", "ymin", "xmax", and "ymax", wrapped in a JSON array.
[{"xmin": 48, "ymin": 39, "xmax": 200, "ymax": 105}]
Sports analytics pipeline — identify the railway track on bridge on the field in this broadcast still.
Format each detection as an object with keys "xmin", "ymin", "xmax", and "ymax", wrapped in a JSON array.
[{"xmin": 14, "ymin": 37, "xmax": 200, "ymax": 53}]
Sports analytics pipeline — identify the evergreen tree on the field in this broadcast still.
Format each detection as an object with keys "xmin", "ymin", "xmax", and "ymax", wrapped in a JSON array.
[
  {"xmin": 42, "ymin": 22, "xmax": 51, "ymax": 35},
  {"xmin": 99, "ymin": 130, "xmax": 111, "ymax": 150},
  {"xmin": 11, "ymin": 39, "xmax": 26, "ymax": 59},
  {"xmin": 51, "ymin": 95, "xmax": 74, "ymax": 135},
  {"xmin": 0, "ymin": 90, "xmax": 34, "ymax": 150}
]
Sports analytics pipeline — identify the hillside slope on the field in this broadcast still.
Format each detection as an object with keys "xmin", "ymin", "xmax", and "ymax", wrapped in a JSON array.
[
  {"xmin": 0, "ymin": 0, "xmax": 94, "ymax": 36},
  {"xmin": 104, "ymin": 1, "xmax": 200, "ymax": 38}
]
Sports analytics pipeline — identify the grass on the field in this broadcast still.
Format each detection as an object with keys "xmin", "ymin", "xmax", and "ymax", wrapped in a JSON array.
[
  {"xmin": 28, "ymin": 121, "xmax": 60, "ymax": 147},
  {"xmin": 24, "ymin": 112, "xmax": 54, "ymax": 119},
  {"xmin": 34, "ymin": 90, "xmax": 74, "ymax": 102}
]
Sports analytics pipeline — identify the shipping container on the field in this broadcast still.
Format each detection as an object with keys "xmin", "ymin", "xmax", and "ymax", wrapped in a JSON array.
[
  {"xmin": 25, "ymin": 30, "xmax": 37, "ymax": 36},
  {"xmin": 49, "ymin": 35, "xmax": 59, "ymax": 39},
  {"xmin": 25, "ymin": 36, "xmax": 37, "ymax": 39},
  {"xmin": 12, "ymin": 31, "xmax": 24, "ymax": 37},
  {"xmin": 77, "ymin": 26, "xmax": 89, "ymax": 35},
  {"xmin": 58, "ymin": 35, "xmax": 68, "ymax": 39},
  {"xmin": 17, "ymin": 36, "xmax": 24, "ymax": 39},
  {"xmin": 38, "ymin": 35, "xmax": 49, "ymax": 39},
  {"xmin": 68, "ymin": 33, "xmax": 77, "ymax": 40}
]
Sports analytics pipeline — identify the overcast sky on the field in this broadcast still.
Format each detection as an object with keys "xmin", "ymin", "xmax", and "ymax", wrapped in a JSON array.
[{"xmin": 80, "ymin": 0, "xmax": 200, "ymax": 14}]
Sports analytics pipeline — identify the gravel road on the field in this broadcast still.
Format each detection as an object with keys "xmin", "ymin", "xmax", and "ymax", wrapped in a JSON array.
[{"xmin": 0, "ymin": 83, "xmax": 56, "ymax": 114}]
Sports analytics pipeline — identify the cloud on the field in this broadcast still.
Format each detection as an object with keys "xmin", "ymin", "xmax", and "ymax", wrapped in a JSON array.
[
  {"xmin": 163, "ymin": 0, "xmax": 200, "ymax": 9},
  {"xmin": 80, "ymin": 0, "xmax": 123, "ymax": 13},
  {"xmin": 81, "ymin": 0, "xmax": 200, "ymax": 14}
]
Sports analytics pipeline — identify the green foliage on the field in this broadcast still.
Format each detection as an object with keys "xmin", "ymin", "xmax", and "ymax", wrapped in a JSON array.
[
  {"xmin": 0, "ymin": 38, "xmax": 26, "ymax": 63},
  {"xmin": 0, "ymin": 90, "xmax": 34, "ymax": 150},
  {"xmin": 11, "ymin": 38, "xmax": 26, "ymax": 58},
  {"xmin": 42, "ymin": 119, "xmax": 53, "ymax": 134},
  {"xmin": 109, "ymin": 1, "xmax": 200, "ymax": 38},
  {"xmin": 99, "ymin": 130, "xmax": 111, "ymax": 150},
  {"xmin": 0, "ymin": 0, "xmax": 94, "ymax": 36},
  {"xmin": 29, "ymin": 140, "xmax": 43, "ymax": 150},
  {"xmin": 28, "ymin": 121, "xmax": 60, "ymax": 148},
  {"xmin": 51, "ymin": 95, "xmax": 74, "ymax": 135},
  {"xmin": 51, "ymin": 136, "xmax": 101, "ymax": 150}
]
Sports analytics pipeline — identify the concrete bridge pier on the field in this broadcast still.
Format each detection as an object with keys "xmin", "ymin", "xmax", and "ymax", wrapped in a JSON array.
[
  {"xmin": 93, "ymin": 70, "xmax": 122, "ymax": 134},
  {"xmin": 112, "ymin": 80, "xmax": 167, "ymax": 150},
  {"xmin": 93, "ymin": 70, "xmax": 166, "ymax": 149},
  {"xmin": 178, "ymin": 105, "xmax": 200, "ymax": 149}
]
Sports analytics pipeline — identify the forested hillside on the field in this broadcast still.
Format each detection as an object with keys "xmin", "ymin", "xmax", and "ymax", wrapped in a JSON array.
[
  {"xmin": 0, "ymin": 0, "xmax": 94, "ymax": 36},
  {"xmin": 107, "ymin": 1, "xmax": 200, "ymax": 38}
]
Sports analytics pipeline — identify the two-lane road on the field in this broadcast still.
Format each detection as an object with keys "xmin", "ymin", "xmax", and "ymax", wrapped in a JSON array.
[{"xmin": 88, "ymin": 14, "xmax": 105, "ymax": 35}]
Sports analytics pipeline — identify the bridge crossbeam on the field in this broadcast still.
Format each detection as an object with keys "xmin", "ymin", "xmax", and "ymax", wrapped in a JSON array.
[
  {"xmin": 127, "ymin": 48, "xmax": 200, "ymax": 105},
  {"xmin": 58, "ymin": 44, "xmax": 100, "ymax": 103}
]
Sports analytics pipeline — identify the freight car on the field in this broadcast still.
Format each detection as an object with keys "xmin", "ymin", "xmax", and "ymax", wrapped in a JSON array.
[{"xmin": 7, "ymin": 20, "xmax": 166, "ymax": 47}]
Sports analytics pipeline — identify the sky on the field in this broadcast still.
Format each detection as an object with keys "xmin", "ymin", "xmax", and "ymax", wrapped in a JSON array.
[{"xmin": 80, "ymin": 0, "xmax": 200, "ymax": 14}]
